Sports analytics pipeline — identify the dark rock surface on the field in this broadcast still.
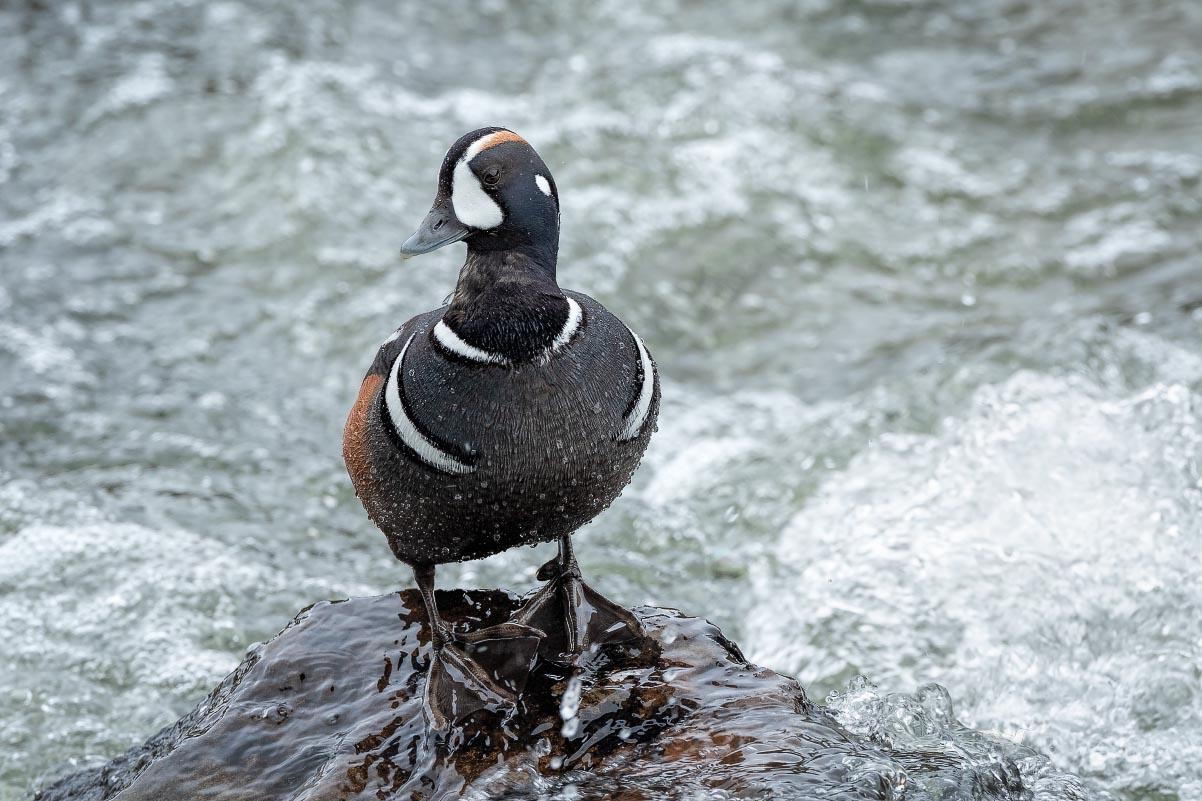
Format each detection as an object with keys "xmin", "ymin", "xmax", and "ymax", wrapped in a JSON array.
[{"xmin": 37, "ymin": 591, "xmax": 1032, "ymax": 800}]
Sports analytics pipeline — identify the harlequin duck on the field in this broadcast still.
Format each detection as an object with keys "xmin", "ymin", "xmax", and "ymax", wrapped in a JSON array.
[{"xmin": 343, "ymin": 127, "xmax": 660, "ymax": 729}]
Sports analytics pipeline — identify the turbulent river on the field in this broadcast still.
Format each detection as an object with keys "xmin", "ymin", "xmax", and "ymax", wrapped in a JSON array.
[{"xmin": 2, "ymin": 1, "xmax": 1201, "ymax": 799}]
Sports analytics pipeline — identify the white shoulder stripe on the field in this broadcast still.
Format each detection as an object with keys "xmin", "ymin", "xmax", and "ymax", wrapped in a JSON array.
[
  {"xmin": 547, "ymin": 297, "xmax": 583, "ymax": 357},
  {"xmin": 385, "ymin": 335, "xmax": 475, "ymax": 475},
  {"xmin": 619, "ymin": 329, "xmax": 655, "ymax": 441},
  {"xmin": 433, "ymin": 320, "xmax": 510, "ymax": 365}
]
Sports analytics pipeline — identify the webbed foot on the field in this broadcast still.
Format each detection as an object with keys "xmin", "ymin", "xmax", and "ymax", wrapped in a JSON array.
[
  {"xmin": 412, "ymin": 564, "xmax": 544, "ymax": 730},
  {"xmin": 422, "ymin": 621, "xmax": 544, "ymax": 730},
  {"xmin": 513, "ymin": 538, "xmax": 643, "ymax": 663}
]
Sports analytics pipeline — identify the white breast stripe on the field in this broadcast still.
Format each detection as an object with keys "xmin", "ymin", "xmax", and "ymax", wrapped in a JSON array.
[
  {"xmin": 619, "ymin": 329, "xmax": 655, "ymax": 441},
  {"xmin": 433, "ymin": 320, "xmax": 510, "ymax": 365},
  {"xmin": 385, "ymin": 335, "xmax": 474, "ymax": 475}
]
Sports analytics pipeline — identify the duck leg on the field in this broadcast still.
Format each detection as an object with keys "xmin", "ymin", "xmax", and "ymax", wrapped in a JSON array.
[
  {"xmin": 413, "ymin": 564, "xmax": 543, "ymax": 730},
  {"xmin": 513, "ymin": 534, "xmax": 643, "ymax": 662}
]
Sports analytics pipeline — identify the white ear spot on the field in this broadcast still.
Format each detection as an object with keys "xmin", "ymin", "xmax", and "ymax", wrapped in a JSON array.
[
  {"xmin": 535, "ymin": 174, "xmax": 552, "ymax": 196},
  {"xmin": 452, "ymin": 160, "xmax": 503, "ymax": 230}
]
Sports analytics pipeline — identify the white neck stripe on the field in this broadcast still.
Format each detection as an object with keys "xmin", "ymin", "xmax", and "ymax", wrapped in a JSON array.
[
  {"xmin": 433, "ymin": 297, "xmax": 584, "ymax": 366},
  {"xmin": 619, "ymin": 329, "xmax": 655, "ymax": 441},
  {"xmin": 384, "ymin": 335, "xmax": 475, "ymax": 475}
]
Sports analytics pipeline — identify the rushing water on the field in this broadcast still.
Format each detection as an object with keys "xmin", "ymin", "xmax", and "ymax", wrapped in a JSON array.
[{"xmin": 1, "ymin": 1, "xmax": 1200, "ymax": 798}]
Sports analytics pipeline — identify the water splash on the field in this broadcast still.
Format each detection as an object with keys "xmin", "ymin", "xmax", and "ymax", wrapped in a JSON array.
[{"xmin": 2, "ymin": 1, "xmax": 1201, "ymax": 798}]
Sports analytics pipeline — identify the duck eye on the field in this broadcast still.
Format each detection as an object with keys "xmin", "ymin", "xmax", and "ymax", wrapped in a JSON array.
[{"xmin": 482, "ymin": 167, "xmax": 500, "ymax": 186}]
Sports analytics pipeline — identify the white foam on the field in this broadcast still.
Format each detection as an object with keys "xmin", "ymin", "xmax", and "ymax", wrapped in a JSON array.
[
  {"xmin": 0, "ymin": 521, "xmax": 270, "ymax": 735},
  {"xmin": 743, "ymin": 371, "xmax": 1202, "ymax": 793}
]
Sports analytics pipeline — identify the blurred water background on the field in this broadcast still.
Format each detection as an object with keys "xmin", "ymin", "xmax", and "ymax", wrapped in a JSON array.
[{"xmin": 2, "ymin": 1, "xmax": 1201, "ymax": 798}]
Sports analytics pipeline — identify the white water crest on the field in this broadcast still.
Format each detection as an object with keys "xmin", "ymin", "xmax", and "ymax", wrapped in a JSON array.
[{"xmin": 751, "ymin": 368, "xmax": 1202, "ymax": 799}]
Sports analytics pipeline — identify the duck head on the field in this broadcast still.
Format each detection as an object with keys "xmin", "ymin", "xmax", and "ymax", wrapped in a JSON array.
[{"xmin": 400, "ymin": 127, "xmax": 560, "ymax": 262}]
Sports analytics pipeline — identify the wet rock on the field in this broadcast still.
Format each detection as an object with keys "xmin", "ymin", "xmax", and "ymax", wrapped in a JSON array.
[{"xmin": 37, "ymin": 591, "xmax": 1031, "ymax": 800}]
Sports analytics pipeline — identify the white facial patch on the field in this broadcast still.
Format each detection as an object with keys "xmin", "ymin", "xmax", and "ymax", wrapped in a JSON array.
[
  {"xmin": 449, "ymin": 130, "xmax": 524, "ymax": 230},
  {"xmin": 451, "ymin": 159, "xmax": 503, "ymax": 230},
  {"xmin": 535, "ymin": 174, "xmax": 552, "ymax": 196}
]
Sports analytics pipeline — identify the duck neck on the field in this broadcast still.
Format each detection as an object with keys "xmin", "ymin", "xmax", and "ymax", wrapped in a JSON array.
[{"xmin": 442, "ymin": 246, "xmax": 569, "ymax": 363}]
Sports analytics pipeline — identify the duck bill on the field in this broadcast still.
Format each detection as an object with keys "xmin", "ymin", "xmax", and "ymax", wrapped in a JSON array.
[{"xmin": 400, "ymin": 201, "xmax": 471, "ymax": 259}]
